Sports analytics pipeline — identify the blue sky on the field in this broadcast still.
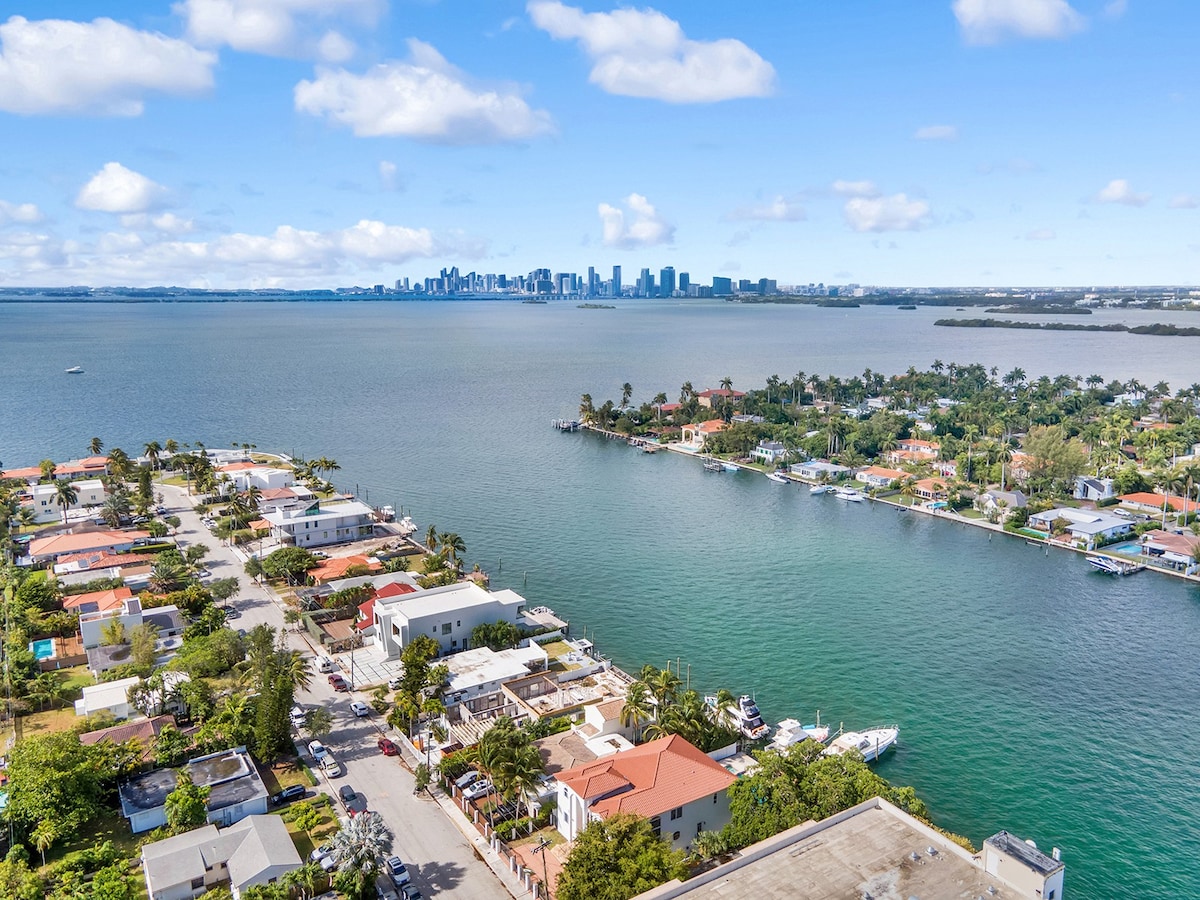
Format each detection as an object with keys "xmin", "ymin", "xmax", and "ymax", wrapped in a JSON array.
[{"xmin": 0, "ymin": 0, "xmax": 1196, "ymax": 288}]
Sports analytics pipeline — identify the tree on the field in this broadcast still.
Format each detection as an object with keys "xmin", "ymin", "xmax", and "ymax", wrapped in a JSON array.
[
  {"xmin": 261, "ymin": 547, "xmax": 317, "ymax": 585},
  {"xmin": 54, "ymin": 479, "xmax": 78, "ymax": 523},
  {"xmin": 621, "ymin": 382, "xmax": 633, "ymax": 407},
  {"xmin": 129, "ymin": 622, "xmax": 160, "ymax": 671},
  {"xmin": 439, "ymin": 531, "xmax": 465, "ymax": 568},
  {"xmin": 154, "ymin": 724, "xmax": 193, "ymax": 767},
  {"xmin": 620, "ymin": 680, "xmax": 653, "ymax": 741},
  {"xmin": 101, "ymin": 617, "xmax": 127, "ymax": 647},
  {"xmin": 331, "ymin": 811, "xmax": 392, "ymax": 900},
  {"xmin": 144, "ymin": 440, "xmax": 163, "ymax": 470},
  {"xmin": 89, "ymin": 437, "xmax": 104, "ymax": 455},
  {"xmin": 91, "ymin": 863, "xmax": 136, "ymax": 900},
  {"xmin": 470, "ymin": 620, "xmax": 521, "ymax": 651},
  {"xmin": 209, "ymin": 576, "xmax": 240, "ymax": 604},
  {"xmin": 1022, "ymin": 424, "xmax": 1088, "ymax": 493},
  {"xmin": 289, "ymin": 801, "xmax": 321, "ymax": 841},
  {"xmin": 4, "ymin": 732, "xmax": 116, "ymax": 841},
  {"xmin": 556, "ymin": 813, "xmax": 686, "ymax": 900},
  {"xmin": 165, "ymin": 771, "xmax": 211, "ymax": 832}
]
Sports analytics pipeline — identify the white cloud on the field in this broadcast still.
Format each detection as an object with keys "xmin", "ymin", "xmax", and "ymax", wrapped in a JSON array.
[
  {"xmin": 175, "ymin": 0, "xmax": 381, "ymax": 59},
  {"xmin": 378, "ymin": 161, "xmax": 403, "ymax": 192},
  {"xmin": 0, "ymin": 15, "xmax": 215, "ymax": 116},
  {"xmin": 120, "ymin": 212, "xmax": 196, "ymax": 234},
  {"xmin": 1095, "ymin": 178, "xmax": 1149, "ymax": 206},
  {"xmin": 598, "ymin": 193, "xmax": 675, "ymax": 249},
  {"xmin": 527, "ymin": 0, "xmax": 774, "ymax": 103},
  {"xmin": 1102, "ymin": 0, "xmax": 1127, "ymax": 19},
  {"xmin": 76, "ymin": 162, "xmax": 170, "ymax": 214},
  {"xmin": 727, "ymin": 196, "xmax": 806, "ymax": 222},
  {"xmin": 1026, "ymin": 228, "xmax": 1056, "ymax": 240},
  {"xmin": 832, "ymin": 180, "xmax": 879, "ymax": 198},
  {"xmin": 914, "ymin": 124, "xmax": 958, "ymax": 141},
  {"xmin": 295, "ymin": 40, "xmax": 555, "ymax": 144},
  {"xmin": 843, "ymin": 193, "xmax": 930, "ymax": 233},
  {"xmin": 0, "ymin": 199, "xmax": 42, "ymax": 225},
  {"xmin": 1169, "ymin": 193, "xmax": 1199, "ymax": 209},
  {"xmin": 952, "ymin": 0, "xmax": 1085, "ymax": 44}
]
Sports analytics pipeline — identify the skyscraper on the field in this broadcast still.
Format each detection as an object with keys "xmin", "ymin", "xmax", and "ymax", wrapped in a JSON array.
[
  {"xmin": 587, "ymin": 266, "xmax": 595, "ymax": 298},
  {"xmin": 659, "ymin": 266, "xmax": 675, "ymax": 298},
  {"xmin": 612, "ymin": 265, "xmax": 621, "ymax": 297},
  {"xmin": 678, "ymin": 272, "xmax": 690, "ymax": 294}
]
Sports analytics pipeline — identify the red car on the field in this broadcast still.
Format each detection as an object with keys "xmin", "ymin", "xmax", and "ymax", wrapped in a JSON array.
[
  {"xmin": 377, "ymin": 738, "xmax": 398, "ymax": 756},
  {"xmin": 328, "ymin": 673, "xmax": 349, "ymax": 692}
]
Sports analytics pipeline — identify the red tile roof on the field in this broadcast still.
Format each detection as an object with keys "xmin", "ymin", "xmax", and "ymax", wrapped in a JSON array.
[
  {"xmin": 697, "ymin": 389, "xmax": 746, "ymax": 398},
  {"xmin": 554, "ymin": 734, "xmax": 736, "ymax": 821},
  {"xmin": 356, "ymin": 599, "xmax": 375, "ymax": 630},
  {"xmin": 860, "ymin": 466, "xmax": 906, "ymax": 481},
  {"xmin": 63, "ymin": 586, "xmax": 132, "ymax": 612},
  {"xmin": 29, "ymin": 530, "xmax": 150, "ymax": 559},
  {"xmin": 374, "ymin": 581, "xmax": 417, "ymax": 599},
  {"xmin": 310, "ymin": 554, "xmax": 382, "ymax": 583},
  {"xmin": 1119, "ymin": 492, "xmax": 1189, "ymax": 512},
  {"xmin": 218, "ymin": 461, "xmax": 258, "ymax": 471}
]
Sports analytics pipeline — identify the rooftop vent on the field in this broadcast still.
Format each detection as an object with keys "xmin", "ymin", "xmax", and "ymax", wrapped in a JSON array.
[
  {"xmin": 911, "ymin": 851, "xmax": 921, "ymax": 861},
  {"xmin": 987, "ymin": 887, "xmax": 997, "ymax": 896},
  {"xmin": 926, "ymin": 846, "xmax": 938, "ymax": 856}
]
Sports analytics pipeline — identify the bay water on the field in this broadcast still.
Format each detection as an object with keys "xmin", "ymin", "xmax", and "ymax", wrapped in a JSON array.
[{"xmin": 3, "ymin": 300, "xmax": 1200, "ymax": 897}]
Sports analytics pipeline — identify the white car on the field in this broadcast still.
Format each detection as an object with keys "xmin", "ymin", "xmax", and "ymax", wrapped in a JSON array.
[
  {"xmin": 308, "ymin": 740, "xmax": 329, "ymax": 762},
  {"xmin": 321, "ymin": 755, "xmax": 343, "ymax": 777},
  {"xmin": 387, "ymin": 675, "xmax": 403, "ymax": 690},
  {"xmin": 462, "ymin": 779, "xmax": 494, "ymax": 801},
  {"xmin": 350, "ymin": 701, "xmax": 370, "ymax": 718}
]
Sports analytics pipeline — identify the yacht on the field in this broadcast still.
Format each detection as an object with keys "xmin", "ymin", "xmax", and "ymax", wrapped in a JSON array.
[
  {"xmin": 707, "ymin": 694, "xmax": 771, "ymax": 741},
  {"xmin": 765, "ymin": 472, "xmax": 789, "ymax": 484},
  {"xmin": 809, "ymin": 484, "xmax": 829, "ymax": 495},
  {"xmin": 65, "ymin": 366, "xmax": 83, "ymax": 374},
  {"xmin": 768, "ymin": 716, "xmax": 830, "ymax": 752},
  {"xmin": 823, "ymin": 725, "xmax": 899, "ymax": 762},
  {"xmin": 834, "ymin": 486, "xmax": 864, "ymax": 502}
]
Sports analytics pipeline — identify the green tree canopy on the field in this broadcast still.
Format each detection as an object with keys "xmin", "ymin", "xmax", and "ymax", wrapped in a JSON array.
[
  {"xmin": 261, "ymin": 547, "xmax": 318, "ymax": 585},
  {"xmin": 165, "ymin": 771, "xmax": 211, "ymax": 832},
  {"xmin": 556, "ymin": 813, "xmax": 686, "ymax": 900},
  {"xmin": 4, "ymin": 732, "xmax": 118, "ymax": 840}
]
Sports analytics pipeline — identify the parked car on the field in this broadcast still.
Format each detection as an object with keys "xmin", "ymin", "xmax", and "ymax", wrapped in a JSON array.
[
  {"xmin": 401, "ymin": 886, "xmax": 423, "ymax": 900},
  {"xmin": 271, "ymin": 784, "xmax": 306, "ymax": 805},
  {"xmin": 317, "ymin": 656, "xmax": 336, "ymax": 673},
  {"xmin": 290, "ymin": 704, "xmax": 306, "ymax": 726},
  {"xmin": 377, "ymin": 737, "xmax": 398, "ymax": 756},
  {"xmin": 385, "ymin": 857, "xmax": 411, "ymax": 887},
  {"xmin": 338, "ymin": 785, "xmax": 356, "ymax": 804},
  {"xmin": 350, "ymin": 700, "xmax": 370, "ymax": 718},
  {"xmin": 310, "ymin": 843, "xmax": 335, "ymax": 863},
  {"xmin": 319, "ymin": 852, "xmax": 340, "ymax": 873},
  {"xmin": 375, "ymin": 875, "xmax": 401, "ymax": 900},
  {"xmin": 387, "ymin": 675, "xmax": 403, "ymax": 690},
  {"xmin": 328, "ymin": 673, "xmax": 349, "ymax": 691},
  {"xmin": 308, "ymin": 740, "xmax": 328, "ymax": 762},
  {"xmin": 224, "ymin": 606, "xmax": 241, "ymax": 619},
  {"xmin": 462, "ymin": 779, "xmax": 494, "ymax": 801},
  {"xmin": 195, "ymin": 567, "xmax": 211, "ymax": 578},
  {"xmin": 454, "ymin": 770, "xmax": 480, "ymax": 791},
  {"xmin": 321, "ymin": 755, "xmax": 343, "ymax": 777}
]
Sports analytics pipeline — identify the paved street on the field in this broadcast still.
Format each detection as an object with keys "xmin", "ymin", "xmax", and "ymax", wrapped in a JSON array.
[{"xmin": 158, "ymin": 482, "xmax": 515, "ymax": 899}]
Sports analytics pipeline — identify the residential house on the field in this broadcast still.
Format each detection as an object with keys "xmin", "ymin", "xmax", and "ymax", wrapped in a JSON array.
[
  {"xmin": 695, "ymin": 388, "xmax": 745, "ymax": 409},
  {"xmin": 885, "ymin": 438, "xmax": 940, "ymax": 466},
  {"xmin": 912, "ymin": 477, "xmax": 949, "ymax": 501},
  {"xmin": 1027, "ymin": 507, "xmax": 1133, "ymax": 548},
  {"xmin": 63, "ymin": 585, "xmax": 133, "ymax": 614},
  {"xmin": 1117, "ymin": 492, "xmax": 1189, "ymax": 514},
  {"xmin": 308, "ymin": 554, "xmax": 382, "ymax": 584},
  {"xmin": 535, "ymin": 698, "xmax": 636, "ymax": 777},
  {"xmin": 28, "ymin": 530, "xmax": 151, "ymax": 566},
  {"xmin": 790, "ymin": 460, "xmax": 850, "ymax": 482},
  {"xmin": 75, "ymin": 671, "xmax": 189, "ymax": 720},
  {"xmin": 260, "ymin": 499, "xmax": 374, "ymax": 548},
  {"xmin": 554, "ymin": 734, "xmax": 737, "ymax": 851},
  {"xmin": 1074, "ymin": 476, "xmax": 1115, "ymax": 503},
  {"xmin": 750, "ymin": 441, "xmax": 788, "ymax": 466},
  {"xmin": 121, "ymin": 746, "xmax": 270, "ymax": 833},
  {"xmin": 26, "ymin": 478, "xmax": 108, "ymax": 523},
  {"xmin": 729, "ymin": 414, "xmax": 764, "ymax": 425},
  {"xmin": 79, "ymin": 715, "xmax": 180, "ymax": 762},
  {"xmin": 855, "ymin": 466, "xmax": 906, "ymax": 489},
  {"xmin": 218, "ymin": 464, "xmax": 294, "ymax": 492},
  {"xmin": 441, "ymin": 643, "xmax": 549, "ymax": 710},
  {"xmin": 141, "ymin": 814, "xmax": 301, "ymax": 900},
  {"xmin": 1140, "ymin": 530, "xmax": 1200, "ymax": 575},
  {"xmin": 978, "ymin": 490, "xmax": 1027, "ymax": 521},
  {"xmin": 79, "ymin": 596, "xmax": 184, "ymax": 672},
  {"xmin": 678, "ymin": 420, "xmax": 727, "ymax": 450},
  {"xmin": 371, "ymin": 581, "xmax": 531, "ymax": 659}
]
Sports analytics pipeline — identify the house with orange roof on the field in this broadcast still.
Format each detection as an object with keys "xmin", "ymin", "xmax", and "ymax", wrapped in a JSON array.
[
  {"xmin": 695, "ymin": 388, "xmax": 745, "ymax": 409},
  {"xmin": 1118, "ymin": 492, "xmax": 1189, "ymax": 514},
  {"xmin": 679, "ymin": 419, "xmax": 728, "ymax": 450},
  {"xmin": 309, "ymin": 554, "xmax": 382, "ymax": 584},
  {"xmin": 1140, "ymin": 530, "xmax": 1200, "ymax": 574},
  {"xmin": 64, "ymin": 586, "xmax": 133, "ymax": 614},
  {"xmin": 885, "ymin": 438, "xmax": 940, "ymax": 464},
  {"xmin": 554, "ymin": 734, "xmax": 736, "ymax": 850},
  {"xmin": 855, "ymin": 465, "xmax": 907, "ymax": 488},
  {"xmin": 913, "ymin": 477, "xmax": 949, "ymax": 501},
  {"xmin": 28, "ymin": 530, "xmax": 151, "ymax": 565}
]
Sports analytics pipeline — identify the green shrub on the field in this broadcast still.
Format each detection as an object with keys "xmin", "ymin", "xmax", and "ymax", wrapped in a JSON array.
[{"xmin": 1096, "ymin": 496, "xmax": 1119, "ymax": 507}]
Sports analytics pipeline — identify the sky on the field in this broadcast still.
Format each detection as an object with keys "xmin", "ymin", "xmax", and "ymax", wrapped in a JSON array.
[{"xmin": 0, "ymin": 0, "xmax": 1197, "ymax": 289}]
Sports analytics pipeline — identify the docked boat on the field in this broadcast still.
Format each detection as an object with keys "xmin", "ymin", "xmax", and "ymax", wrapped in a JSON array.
[
  {"xmin": 702, "ymin": 457, "xmax": 723, "ymax": 473},
  {"xmin": 706, "ymin": 694, "xmax": 772, "ymax": 741},
  {"xmin": 768, "ymin": 715, "xmax": 830, "ymax": 752},
  {"xmin": 65, "ymin": 365, "xmax": 83, "ymax": 374},
  {"xmin": 378, "ymin": 505, "xmax": 396, "ymax": 522},
  {"xmin": 765, "ymin": 472, "xmax": 789, "ymax": 484},
  {"xmin": 809, "ymin": 484, "xmax": 829, "ymax": 495},
  {"xmin": 834, "ymin": 486, "xmax": 864, "ymax": 502},
  {"xmin": 722, "ymin": 463, "xmax": 740, "ymax": 473},
  {"xmin": 823, "ymin": 725, "xmax": 899, "ymax": 762},
  {"xmin": 1087, "ymin": 554, "xmax": 1143, "ymax": 575}
]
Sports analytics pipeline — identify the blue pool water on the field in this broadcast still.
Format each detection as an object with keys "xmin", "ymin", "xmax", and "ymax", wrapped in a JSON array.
[
  {"xmin": 29, "ymin": 639, "xmax": 54, "ymax": 660},
  {"xmin": 1107, "ymin": 541, "xmax": 1144, "ymax": 556}
]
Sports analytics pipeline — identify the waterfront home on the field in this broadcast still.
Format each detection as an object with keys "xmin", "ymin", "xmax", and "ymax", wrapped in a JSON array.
[
  {"xmin": 218, "ymin": 462, "xmax": 294, "ymax": 492},
  {"xmin": 978, "ymin": 490, "xmax": 1027, "ymax": 521},
  {"xmin": 912, "ymin": 477, "xmax": 949, "ymax": 501},
  {"xmin": 28, "ymin": 529, "xmax": 151, "ymax": 566},
  {"xmin": 1027, "ymin": 507, "xmax": 1133, "ymax": 548},
  {"xmin": 554, "ymin": 734, "xmax": 736, "ymax": 851},
  {"xmin": 534, "ymin": 698, "xmax": 637, "ymax": 776},
  {"xmin": 441, "ymin": 643, "xmax": 550, "ymax": 710},
  {"xmin": 260, "ymin": 498, "xmax": 374, "ymax": 548},
  {"xmin": 885, "ymin": 438, "xmax": 940, "ymax": 465},
  {"xmin": 936, "ymin": 459, "xmax": 958, "ymax": 478},
  {"xmin": 855, "ymin": 465, "xmax": 906, "ymax": 489},
  {"xmin": 63, "ymin": 584, "xmax": 133, "ymax": 614},
  {"xmin": 308, "ymin": 553, "xmax": 382, "ymax": 584},
  {"xmin": 657, "ymin": 402, "xmax": 681, "ymax": 420},
  {"xmin": 790, "ymin": 460, "xmax": 850, "ymax": 481},
  {"xmin": 1117, "ymin": 491, "xmax": 1189, "ymax": 514},
  {"xmin": 1, "ymin": 456, "xmax": 107, "ymax": 484},
  {"xmin": 1140, "ymin": 530, "xmax": 1200, "ymax": 575},
  {"xmin": 141, "ymin": 815, "xmax": 301, "ymax": 900},
  {"xmin": 631, "ymin": 797, "xmax": 1064, "ymax": 900},
  {"xmin": 1073, "ymin": 476, "xmax": 1116, "ymax": 503},
  {"xmin": 696, "ymin": 388, "xmax": 745, "ymax": 409},
  {"xmin": 370, "ymin": 580, "xmax": 531, "ymax": 658},
  {"xmin": 121, "ymin": 746, "xmax": 270, "ymax": 833},
  {"xmin": 750, "ymin": 440, "xmax": 788, "ymax": 465},
  {"xmin": 679, "ymin": 419, "xmax": 728, "ymax": 450},
  {"xmin": 26, "ymin": 478, "xmax": 108, "ymax": 523}
]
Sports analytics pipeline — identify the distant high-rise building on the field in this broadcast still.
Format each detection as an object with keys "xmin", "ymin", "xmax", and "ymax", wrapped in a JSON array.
[
  {"xmin": 639, "ymin": 268, "xmax": 653, "ymax": 297},
  {"xmin": 587, "ymin": 266, "xmax": 596, "ymax": 297},
  {"xmin": 712, "ymin": 276, "xmax": 733, "ymax": 296},
  {"xmin": 612, "ymin": 265, "xmax": 622, "ymax": 297},
  {"xmin": 659, "ymin": 266, "xmax": 675, "ymax": 298},
  {"xmin": 678, "ymin": 272, "xmax": 690, "ymax": 294}
]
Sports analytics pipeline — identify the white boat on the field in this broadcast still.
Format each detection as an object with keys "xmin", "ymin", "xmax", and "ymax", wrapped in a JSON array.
[
  {"xmin": 768, "ymin": 715, "xmax": 830, "ymax": 752},
  {"xmin": 834, "ymin": 486, "xmax": 864, "ymax": 502},
  {"xmin": 823, "ymin": 725, "xmax": 899, "ymax": 762},
  {"xmin": 378, "ymin": 505, "xmax": 396, "ymax": 522},
  {"xmin": 765, "ymin": 472, "xmax": 789, "ymax": 484},
  {"xmin": 65, "ymin": 365, "xmax": 83, "ymax": 374},
  {"xmin": 706, "ymin": 694, "xmax": 771, "ymax": 741},
  {"xmin": 809, "ymin": 484, "xmax": 829, "ymax": 495},
  {"xmin": 1087, "ymin": 554, "xmax": 1143, "ymax": 575},
  {"xmin": 396, "ymin": 516, "xmax": 417, "ymax": 536},
  {"xmin": 722, "ymin": 463, "xmax": 740, "ymax": 473}
]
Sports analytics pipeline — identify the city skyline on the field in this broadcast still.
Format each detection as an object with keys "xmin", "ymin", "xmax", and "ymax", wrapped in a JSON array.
[{"xmin": 1, "ymin": 1, "xmax": 1198, "ymax": 288}]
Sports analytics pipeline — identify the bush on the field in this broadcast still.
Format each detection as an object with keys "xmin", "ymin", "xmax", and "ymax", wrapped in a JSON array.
[
  {"xmin": 1096, "ymin": 496, "xmax": 1119, "ymax": 507},
  {"xmin": 1178, "ymin": 512, "xmax": 1198, "ymax": 526}
]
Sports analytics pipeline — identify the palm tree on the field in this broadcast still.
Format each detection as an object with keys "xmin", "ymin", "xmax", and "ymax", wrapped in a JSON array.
[
  {"xmin": 331, "ymin": 811, "xmax": 392, "ymax": 897},
  {"xmin": 39, "ymin": 458, "xmax": 57, "ymax": 482},
  {"xmin": 89, "ymin": 437, "xmax": 104, "ymax": 455},
  {"xmin": 54, "ymin": 480, "xmax": 78, "ymax": 523},
  {"xmin": 620, "ymin": 681, "xmax": 653, "ymax": 741},
  {"xmin": 164, "ymin": 438, "xmax": 179, "ymax": 456},
  {"xmin": 645, "ymin": 666, "xmax": 681, "ymax": 708},
  {"xmin": 679, "ymin": 381, "xmax": 694, "ymax": 404},
  {"xmin": 719, "ymin": 376, "xmax": 733, "ymax": 393},
  {"xmin": 579, "ymin": 393, "xmax": 595, "ymax": 424},
  {"xmin": 279, "ymin": 649, "xmax": 312, "ymax": 691},
  {"xmin": 144, "ymin": 441, "xmax": 163, "ymax": 470},
  {"xmin": 107, "ymin": 447, "xmax": 132, "ymax": 482},
  {"xmin": 621, "ymin": 382, "xmax": 633, "ymax": 407},
  {"xmin": 439, "ymin": 532, "xmax": 465, "ymax": 568},
  {"xmin": 652, "ymin": 392, "xmax": 668, "ymax": 421},
  {"xmin": 425, "ymin": 524, "xmax": 438, "ymax": 553}
]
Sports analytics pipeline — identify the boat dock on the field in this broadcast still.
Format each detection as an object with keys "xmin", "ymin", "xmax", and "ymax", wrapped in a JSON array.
[
  {"xmin": 552, "ymin": 418, "xmax": 582, "ymax": 432},
  {"xmin": 1087, "ymin": 554, "xmax": 1146, "ymax": 575}
]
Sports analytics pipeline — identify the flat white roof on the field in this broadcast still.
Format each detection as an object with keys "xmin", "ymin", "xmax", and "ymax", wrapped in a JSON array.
[
  {"xmin": 379, "ymin": 581, "xmax": 526, "ymax": 621},
  {"xmin": 445, "ymin": 645, "xmax": 546, "ymax": 693}
]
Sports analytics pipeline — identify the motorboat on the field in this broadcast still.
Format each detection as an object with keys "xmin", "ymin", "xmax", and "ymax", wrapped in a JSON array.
[
  {"xmin": 768, "ymin": 715, "xmax": 830, "ymax": 752},
  {"xmin": 378, "ymin": 505, "xmax": 396, "ymax": 522},
  {"xmin": 834, "ymin": 486, "xmax": 864, "ymax": 502},
  {"xmin": 1087, "ymin": 554, "xmax": 1143, "ymax": 575},
  {"xmin": 823, "ymin": 725, "xmax": 899, "ymax": 762},
  {"xmin": 65, "ymin": 366, "xmax": 83, "ymax": 374},
  {"xmin": 396, "ymin": 516, "xmax": 417, "ymax": 536},
  {"xmin": 722, "ymin": 463, "xmax": 740, "ymax": 473},
  {"xmin": 707, "ymin": 694, "xmax": 771, "ymax": 741},
  {"xmin": 765, "ymin": 472, "xmax": 789, "ymax": 484},
  {"xmin": 809, "ymin": 484, "xmax": 829, "ymax": 495}
]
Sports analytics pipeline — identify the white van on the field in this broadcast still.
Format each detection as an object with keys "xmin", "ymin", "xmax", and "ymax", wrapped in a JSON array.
[
  {"xmin": 321, "ymin": 754, "xmax": 343, "ymax": 777},
  {"xmin": 317, "ymin": 656, "xmax": 336, "ymax": 673}
]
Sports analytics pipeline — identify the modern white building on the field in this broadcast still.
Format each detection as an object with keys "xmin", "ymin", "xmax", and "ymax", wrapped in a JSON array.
[
  {"xmin": 372, "ymin": 581, "xmax": 529, "ymax": 658},
  {"xmin": 26, "ymin": 478, "xmax": 108, "ymax": 523},
  {"xmin": 220, "ymin": 465, "xmax": 294, "ymax": 492},
  {"xmin": 750, "ymin": 441, "xmax": 788, "ymax": 465},
  {"xmin": 260, "ymin": 499, "xmax": 374, "ymax": 548},
  {"xmin": 790, "ymin": 460, "xmax": 850, "ymax": 481},
  {"xmin": 141, "ymin": 814, "xmax": 301, "ymax": 900},
  {"xmin": 442, "ymin": 643, "xmax": 549, "ymax": 707},
  {"xmin": 554, "ymin": 734, "xmax": 736, "ymax": 851},
  {"xmin": 1028, "ymin": 507, "xmax": 1133, "ymax": 548},
  {"xmin": 75, "ymin": 670, "xmax": 190, "ymax": 720}
]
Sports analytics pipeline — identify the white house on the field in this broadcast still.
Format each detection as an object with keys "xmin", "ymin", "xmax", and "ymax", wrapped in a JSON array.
[
  {"xmin": 855, "ymin": 465, "xmax": 906, "ymax": 488},
  {"xmin": 141, "ymin": 815, "xmax": 301, "ymax": 900},
  {"xmin": 1027, "ymin": 507, "xmax": 1133, "ymax": 548},
  {"xmin": 790, "ymin": 460, "xmax": 850, "ymax": 481},
  {"xmin": 120, "ymin": 746, "xmax": 270, "ymax": 833},
  {"xmin": 1073, "ymin": 476, "xmax": 1115, "ymax": 503},
  {"xmin": 75, "ymin": 670, "xmax": 190, "ymax": 720},
  {"xmin": 27, "ymin": 478, "xmax": 108, "ymax": 524},
  {"xmin": 372, "ymin": 581, "xmax": 529, "ymax": 659},
  {"xmin": 750, "ymin": 441, "xmax": 788, "ymax": 465},
  {"xmin": 220, "ymin": 465, "xmax": 294, "ymax": 492},
  {"xmin": 978, "ymin": 490, "xmax": 1027, "ymax": 521},
  {"xmin": 260, "ymin": 499, "xmax": 374, "ymax": 548},
  {"xmin": 554, "ymin": 734, "xmax": 736, "ymax": 852},
  {"xmin": 441, "ymin": 643, "xmax": 549, "ymax": 707}
]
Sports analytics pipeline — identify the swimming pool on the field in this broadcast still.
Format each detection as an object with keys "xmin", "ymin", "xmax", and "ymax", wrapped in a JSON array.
[
  {"xmin": 29, "ymin": 638, "xmax": 55, "ymax": 660},
  {"xmin": 1106, "ymin": 541, "xmax": 1144, "ymax": 557}
]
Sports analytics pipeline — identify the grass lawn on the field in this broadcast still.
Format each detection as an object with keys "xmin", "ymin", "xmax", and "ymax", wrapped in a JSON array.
[
  {"xmin": 511, "ymin": 826, "xmax": 564, "ymax": 850},
  {"xmin": 261, "ymin": 757, "xmax": 315, "ymax": 794},
  {"xmin": 958, "ymin": 509, "xmax": 985, "ymax": 520},
  {"xmin": 17, "ymin": 704, "xmax": 81, "ymax": 738},
  {"xmin": 43, "ymin": 806, "xmax": 141, "ymax": 871}
]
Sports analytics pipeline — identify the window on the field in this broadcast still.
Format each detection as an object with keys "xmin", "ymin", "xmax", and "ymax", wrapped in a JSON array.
[
  {"xmin": 670, "ymin": 806, "xmax": 683, "ymax": 820},
  {"xmin": 442, "ymin": 623, "xmax": 452, "ymax": 635},
  {"xmin": 672, "ymin": 831, "xmax": 680, "ymax": 842},
  {"xmin": 457, "ymin": 620, "xmax": 461, "ymax": 627},
  {"xmin": 451, "ymin": 639, "xmax": 458, "ymax": 648},
  {"xmin": 191, "ymin": 878, "xmax": 205, "ymax": 889},
  {"xmin": 649, "ymin": 816, "xmax": 661, "ymax": 836}
]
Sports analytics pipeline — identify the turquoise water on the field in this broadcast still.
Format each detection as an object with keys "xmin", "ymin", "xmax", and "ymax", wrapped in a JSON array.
[
  {"xmin": 29, "ymin": 639, "xmax": 54, "ymax": 660},
  {"xmin": 3, "ymin": 300, "xmax": 1200, "ymax": 897}
]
